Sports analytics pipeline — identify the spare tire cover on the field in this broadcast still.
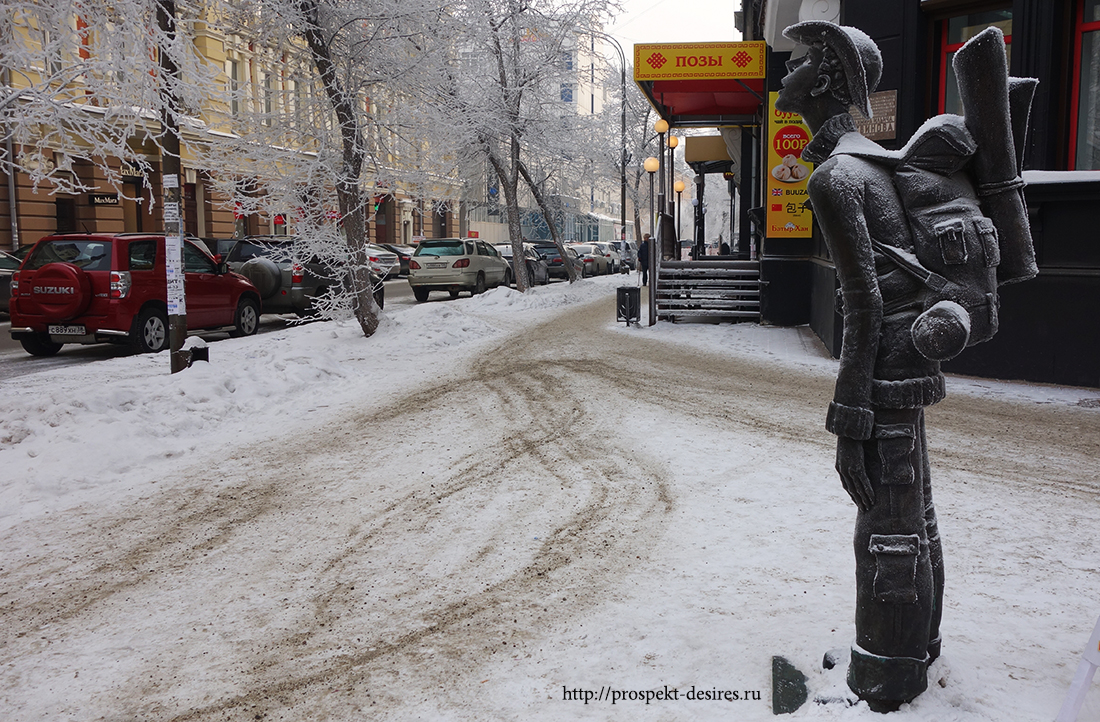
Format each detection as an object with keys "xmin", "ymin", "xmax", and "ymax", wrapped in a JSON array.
[
  {"xmin": 239, "ymin": 257, "xmax": 282, "ymax": 299},
  {"xmin": 29, "ymin": 262, "xmax": 92, "ymax": 321}
]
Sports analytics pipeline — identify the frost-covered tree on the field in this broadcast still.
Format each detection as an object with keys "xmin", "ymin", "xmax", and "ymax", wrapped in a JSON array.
[
  {"xmin": 1, "ymin": 0, "xmax": 218, "ymax": 204},
  {"xmin": 208, "ymin": 0, "xmax": 444, "ymax": 336},
  {"xmin": 395, "ymin": 0, "xmax": 618, "ymax": 289}
]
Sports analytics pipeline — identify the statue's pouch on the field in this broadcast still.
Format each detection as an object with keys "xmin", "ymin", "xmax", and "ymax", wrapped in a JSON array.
[
  {"xmin": 874, "ymin": 423, "xmax": 916, "ymax": 486},
  {"xmin": 868, "ymin": 534, "xmax": 920, "ymax": 604}
]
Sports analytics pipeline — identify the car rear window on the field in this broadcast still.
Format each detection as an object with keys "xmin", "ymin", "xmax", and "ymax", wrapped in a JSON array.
[
  {"xmin": 25, "ymin": 240, "xmax": 113, "ymax": 271},
  {"xmin": 414, "ymin": 241, "xmax": 466, "ymax": 257},
  {"xmin": 227, "ymin": 240, "xmax": 287, "ymax": 261},
  {"xmin": 129, "ymin": 240, "xmax": 158, "ymax": 270},
  {"xmin": 572, "ymin": 245, "xmax": 595, "ymax": 254}
]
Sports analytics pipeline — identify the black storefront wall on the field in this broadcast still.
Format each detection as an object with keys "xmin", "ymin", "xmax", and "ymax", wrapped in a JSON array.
[{"xmin": 943, "ymin": 177, "xmax": 1100, "ymax": 388}]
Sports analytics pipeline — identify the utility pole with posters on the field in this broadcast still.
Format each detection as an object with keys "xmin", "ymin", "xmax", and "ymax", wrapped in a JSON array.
[{"xmin": 156, "ymin": 0, "xmax": 187, "ymax": 373}]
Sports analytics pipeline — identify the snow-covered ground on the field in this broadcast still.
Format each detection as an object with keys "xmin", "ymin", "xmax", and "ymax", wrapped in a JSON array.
[{"xmin": 2, "ymin": 274, "xmax": 1098, "ymax": 721}]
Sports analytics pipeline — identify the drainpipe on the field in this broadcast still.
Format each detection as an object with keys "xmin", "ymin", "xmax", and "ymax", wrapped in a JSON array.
[{"xmin": 2, "ymin": 66, "xmax": 20, "ymax": 252}]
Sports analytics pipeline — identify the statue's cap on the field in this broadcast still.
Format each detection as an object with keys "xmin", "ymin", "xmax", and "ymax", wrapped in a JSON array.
[{"xmin": 783, "ymin": 21, "xmax": 883, "ymax": 118}]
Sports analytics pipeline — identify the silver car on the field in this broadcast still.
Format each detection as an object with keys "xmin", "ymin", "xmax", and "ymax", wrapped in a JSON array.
[
  {"xmin": 592, "ymin": 242, "xmax": 623, "ymax": 273},
  {"xmin": 408, "ymin": 238, "xmax": 511, "ymax": 301},
  {"xmin": 569, "ymin": 243, "xmax": 610, "ymax": 275}
]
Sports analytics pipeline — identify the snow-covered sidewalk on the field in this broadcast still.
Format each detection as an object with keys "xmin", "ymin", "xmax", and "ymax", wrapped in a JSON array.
[{"xmin": 2, "ymin": 275, "xmax": 1098, "ymax": 721}]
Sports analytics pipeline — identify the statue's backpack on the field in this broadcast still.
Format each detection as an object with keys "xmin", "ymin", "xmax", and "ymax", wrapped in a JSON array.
[
  {"xmin": 858, "ymin": 27, "xmax": 1037, "ymax": 362},
  {"xmin": 873, "ymin": 117, "xmax": 1002, "ymax": 361}
]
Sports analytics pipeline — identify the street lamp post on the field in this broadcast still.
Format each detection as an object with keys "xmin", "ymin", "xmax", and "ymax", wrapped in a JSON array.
[
  {"xmin": 674, "ymin": 179, "xmax": 685, "ymax": 255},
  {"xmin": 584, "ymin": 30, "xmax": 628, "ymax": 264},
  {"xmin": 654, "ymin": 120, "xmax": 668, "ymax": 241},
  {"xmin": 644, "ymin": 156, "xmax": 659, "ymax": 325},
  {"xmin": 667, "ymin": 135, "xmax": 679, "ymax": 218}
]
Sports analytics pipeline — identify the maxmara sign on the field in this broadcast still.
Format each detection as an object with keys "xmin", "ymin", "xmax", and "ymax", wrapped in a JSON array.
[{"xmin": 633, "ymin": 42, "xmax": 766, "ymax": 81}]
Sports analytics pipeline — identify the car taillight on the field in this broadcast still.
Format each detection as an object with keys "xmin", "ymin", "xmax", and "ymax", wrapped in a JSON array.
[
  {"xmin": 583, "ymin": 258, "xmax": 593, "ymax": 263},
  {"xmin": 409, "ymin": 259, "xmax": 421, "ymax": 270},
  {"xmin": 452, "ymin": 258, "xmax": 470, "ymax": 268},
  {"xmin": 291, "ymin": 263, "xmax": 304, "ymax": 284},
  {"xmin": 109, "ymin": 271, "xmax": 131, "ymax": 299},
  {"xmin": 10, "ymin": 271, "xmax": 18, "ymax": 293}
]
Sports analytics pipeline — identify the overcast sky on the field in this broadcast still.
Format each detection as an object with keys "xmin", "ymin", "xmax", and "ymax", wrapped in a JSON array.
[{"xmin": 607, "ymin": 0, "xmax": 743, "ymax": 54}]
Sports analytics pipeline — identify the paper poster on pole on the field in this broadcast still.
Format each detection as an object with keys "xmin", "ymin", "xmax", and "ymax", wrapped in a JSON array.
[
  {"xmin": 766, "ymin": 91, "xmax": 814, "ymax": 238},
  {"xmin": 164, "ymin": 234, "xmax": 186, "ymax": 316}
]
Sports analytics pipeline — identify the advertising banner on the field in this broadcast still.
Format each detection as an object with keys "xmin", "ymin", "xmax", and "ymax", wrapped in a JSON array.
[{"xmin": 765, "ymin": 91, "xmax": 814, "ymax": 238}]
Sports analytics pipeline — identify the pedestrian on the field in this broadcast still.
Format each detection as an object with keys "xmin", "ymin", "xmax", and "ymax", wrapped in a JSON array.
[{"xmin": 638, "ymin": 234, "xmax": 650, "ymax": 286}]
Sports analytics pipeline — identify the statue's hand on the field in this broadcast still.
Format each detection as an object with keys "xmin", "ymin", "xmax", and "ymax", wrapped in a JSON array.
[{"xmin": 836, "ymin": 436, "xmax": 875, "ymax": 511}]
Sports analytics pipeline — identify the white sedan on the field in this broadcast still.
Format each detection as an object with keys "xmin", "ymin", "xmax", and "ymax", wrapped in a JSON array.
[{"xmin": 408, "ymin": 238, "xmax": 511, "ymax": 301}]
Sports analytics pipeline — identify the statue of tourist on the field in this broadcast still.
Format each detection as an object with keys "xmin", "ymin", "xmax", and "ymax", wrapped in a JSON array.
[{"xmin": 776, "ymin": 20, "xmax": 1036, "ymax": 712}]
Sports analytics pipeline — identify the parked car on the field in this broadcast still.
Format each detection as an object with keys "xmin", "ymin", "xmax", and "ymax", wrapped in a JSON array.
[
  {"xmin": 378, "ymin": 243, "xmax": 417, "ymax": 276},
  {"xmin": 592, "ymin": 241, "xmax": 623, "ymax": 273},
  {"xmin": 367, "ymin": 244, "xmax": 401, "ymax": 280},
  {"xmin": 619, "ymin": 240, "xmax": 639, "ymax": 270},
  {"xmin": 199, "ymin": 237, "xmax": 240, "ymax": 260},
  {"xmin": 0, "ymin": 250, "xmax": 21, "ymax": 313},
  {"xmin": 569, "ymin": 243, "xmax": 610, "ymax": 275},
  {"xmin": 8, "ymin": 233, "xmax": 261, "ymax": 356},
  {"xmin": 493, "ymin": 243, "xmax": 549, "ymax": 286},
  {"xmin": 226, "ymin": 236, "xmax": 384, "ymax": 316},
  {"xmin": 408, "ymin": 238, "xmax": 511, "ymax": 301},
  {"xmin": 533, "ymin": 243, "xmax": 585, "ymax": 280},
  {"xmin": 11, "ymin": 244, "xmax": 34, "ymax": 262}
]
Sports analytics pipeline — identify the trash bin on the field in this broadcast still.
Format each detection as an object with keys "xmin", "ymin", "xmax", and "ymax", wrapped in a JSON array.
[{"xmin": 617, "ymin": 286, "xmax": 640, "ymax": 325}]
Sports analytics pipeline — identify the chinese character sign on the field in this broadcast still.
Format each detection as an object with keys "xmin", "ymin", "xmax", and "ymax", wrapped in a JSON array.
[{"xmin": 766, "ymin": 92, "xmax": 814, "ymax": 238}]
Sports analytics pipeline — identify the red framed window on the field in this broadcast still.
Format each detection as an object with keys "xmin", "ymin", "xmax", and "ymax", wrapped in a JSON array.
[
  {"xmin": 1071, "ymin": 0, "xmax": 1100, "ymax": 169},
  {"xmin": 938, "ymin": 9, "xmax": 1013, "ymax": 115}
]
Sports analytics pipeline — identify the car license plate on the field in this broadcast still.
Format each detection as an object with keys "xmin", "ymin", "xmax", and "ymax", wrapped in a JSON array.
[
  {"xmin": 49, "ymin": 325, "xmax": 86, "ymax": 335},
  {"xmin": 427, "ymin": 262, "xmax": 447, "ymax": 269}
]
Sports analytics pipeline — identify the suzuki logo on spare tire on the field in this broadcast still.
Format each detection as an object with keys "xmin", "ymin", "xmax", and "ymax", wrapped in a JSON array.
[{"xmin": 30, "ymin": 262, "xmax": 93, "ymax": 321}]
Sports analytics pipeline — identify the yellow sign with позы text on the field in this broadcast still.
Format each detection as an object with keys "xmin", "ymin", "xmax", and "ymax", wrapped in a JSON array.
[
  {"xmin": 633, "ymin": 42, "xmax": 766, "ymax": 82},
  {"xmin": 766, "ymin": 91, "xmax": 814, "ymax": 239}
]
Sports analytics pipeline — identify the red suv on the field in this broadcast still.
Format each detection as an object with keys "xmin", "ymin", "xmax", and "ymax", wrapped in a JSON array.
[{"xmin": 9, "ymin": 233, "xmax": 261, "ymax": 356}]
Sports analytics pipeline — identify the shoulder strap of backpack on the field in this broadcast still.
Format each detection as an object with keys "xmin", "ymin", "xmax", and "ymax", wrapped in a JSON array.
[{"xmin": 869, "ymin": 238, "xmax": 951, "ymax": 293}]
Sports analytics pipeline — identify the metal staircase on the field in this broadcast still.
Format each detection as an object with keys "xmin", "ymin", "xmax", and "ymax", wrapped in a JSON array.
[{"xmin": 655, "ymin": 260, "xmax": 761, "ymax": 322}]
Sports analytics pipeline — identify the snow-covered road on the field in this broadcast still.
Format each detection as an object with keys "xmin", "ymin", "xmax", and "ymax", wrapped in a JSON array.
[{"xmin": 2, "ymin": 277, "xmax": 1099, "ymax": 720}]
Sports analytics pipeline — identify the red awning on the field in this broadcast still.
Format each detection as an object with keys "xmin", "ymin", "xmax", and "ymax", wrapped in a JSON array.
[{"xmin": 643, "ymin": 78, "xmax": 765, "ymax": 125}]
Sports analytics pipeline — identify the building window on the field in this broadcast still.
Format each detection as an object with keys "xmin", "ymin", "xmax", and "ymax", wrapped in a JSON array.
[
  {"xmin": 263, "ymin": 72, "xmax": 274, "ymax": 125},
  {"xmin": 229, "ymin": 60, "xmax": 240, "ymax": 116},
  {"xmin": 41, "ymin": 29, "xmax": 63, "ymax": 75},
  {"xmin": 1073, "ymin": 0, "xmax": 1100, "ymax": 169},
  {"xmin": 561, "ymin": 51, "xmax": 574, "ymax": 70},
  {"xmin": 56, "ymin": 198, "xmax": 76, "ymax": 232},
  {"xmin": 939, "ymin": 9, "xmax": 1012, "ymax": 114},
  {"xmin": 561, "ymin": 83, "xmax": 574, "ymax": 103}
]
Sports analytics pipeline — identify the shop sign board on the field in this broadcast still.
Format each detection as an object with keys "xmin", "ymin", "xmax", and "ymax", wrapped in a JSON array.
[
  {"xmin": 765, "ymin": 91, "xmax": 814, "ymax": 239},
  {"xmin": 89, "ymin": 194, "xmax": 119, "ymax": 206},
  {"xmin": 854, "ymin": 90, "xmax": 898, "ymax": 141},
  {"xmin": 634, "ymin": 42, "xmax": 766, "ymax": 81}
]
